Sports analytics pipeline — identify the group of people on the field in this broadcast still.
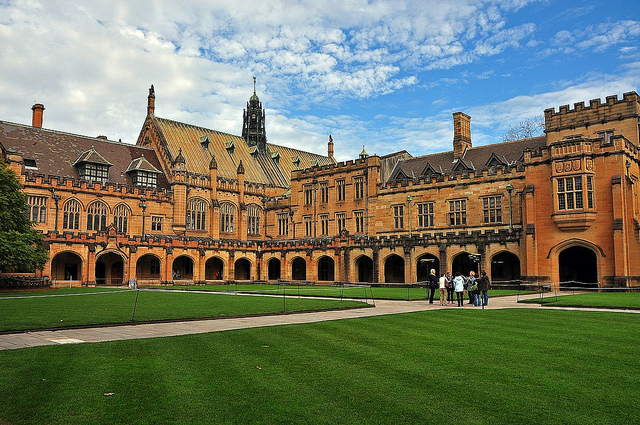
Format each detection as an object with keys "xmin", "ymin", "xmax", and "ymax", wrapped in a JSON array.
[{"xmin": 428, "ymin": 269, "xmax": 490, "ymax": 307}]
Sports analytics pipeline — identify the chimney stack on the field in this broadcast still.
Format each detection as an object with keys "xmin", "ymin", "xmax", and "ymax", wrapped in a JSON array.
[
  {"xmin": 147, "ymin": 84, "xmax": 155, "ymax": 116},
  {"xmin": 452, "ymin": 112, "xmax": 471, "ymax": 159},
  {"xmin": 31, "ymin": 104, "xmax": 45, "ymax": 128}
]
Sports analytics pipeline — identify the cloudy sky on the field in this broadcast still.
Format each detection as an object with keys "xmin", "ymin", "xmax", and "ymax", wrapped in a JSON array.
[{"xmin": 1, "ymin": 0, "xmax": 639, "ymax": 161}]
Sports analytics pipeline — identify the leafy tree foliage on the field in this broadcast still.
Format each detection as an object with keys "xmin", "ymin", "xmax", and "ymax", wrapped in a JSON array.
[
  {"xmin": 502, "ymin": 116, "xmax": 545, "ymax": 143},
  {"xmin": 0, "ymin": 160, "xmax": 48, "ymax": 272}
]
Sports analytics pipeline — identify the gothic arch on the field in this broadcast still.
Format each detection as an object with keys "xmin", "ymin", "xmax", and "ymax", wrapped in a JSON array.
[
  {"xmin": 205, "ymin": 256, "xmax": 225, "ymax": 280},
  {"xmin": 317, "ymin": 256, "xmax": 335, "ymax": 281},
  {"xmin": 234, "ymin": 258, "xmax": 252, "ymax": 280},
  {"xmin": 384, "ymin": 253, "xmax": 405, "ymax": 283},
  {"xmin": 490, "ymin": 251, "xmax": 521, "ymax": 282},
  {"xmin": 291, "ymin": 257, "xmax": 306, "ymax": 281},
  {"xmin": 136, "ymin": 254, "xmax": 162, "ymax": 281},
  {"xmin": 354, "ymin": 254, "xmax": 374, "ymax": 283}
]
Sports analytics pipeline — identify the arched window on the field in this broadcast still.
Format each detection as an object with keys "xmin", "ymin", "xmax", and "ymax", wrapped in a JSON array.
[
  {"xmin": 87, "ymin": 201, "xmax": 108, "ymax": 231},
  {"xmin": 187, "ymin": 198, "xmax": 207, "ymax": 231},
  {"xmin": 247, "ymin": 204, "xmax": 261, "ymax": 235},
  {"xmin": 220, "ymin": 203, "xmax": 235, "ymax": 234},
  {"xmin": 63, "ymin": 199, "xmax": 81, "ymax": 230},
  {"xmin": 113, "ymin": 204, "xmax": 130, "ymax": 234}
]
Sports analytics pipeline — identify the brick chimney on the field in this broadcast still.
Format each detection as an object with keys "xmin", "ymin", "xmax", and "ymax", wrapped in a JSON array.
[
  {"xmin": 147, "ymin": 84, "xmax": 155, "ymax": 116},
  {"xmin": 452, "ymin": 112, "xmax": 471, "ymax": 159},
  {"xmin": 328, "ymin": 135, "xmax": 334, "ymax": 160},
  {"xmin": 31, "ymin": 104, "xmax": 45, "ymax": 128}
]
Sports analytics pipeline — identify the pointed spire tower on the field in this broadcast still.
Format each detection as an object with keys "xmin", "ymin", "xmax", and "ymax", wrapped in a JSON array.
[{"xmin": 242, "ymin": 77, "xmax": 267, "ymax": 152}]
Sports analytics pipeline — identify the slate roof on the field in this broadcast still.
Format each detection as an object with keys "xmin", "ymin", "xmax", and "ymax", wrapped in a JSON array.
[
  {"xmin": 0, "ymin": 120, "xmax": 169, "ymax": 189},
  {"xmin": 147, "ymin": 116, "xmax": 335, "ymax": 188},
  {"xmin": 387, "ymin": 136, "xmax": 547, "ymax": 183}
]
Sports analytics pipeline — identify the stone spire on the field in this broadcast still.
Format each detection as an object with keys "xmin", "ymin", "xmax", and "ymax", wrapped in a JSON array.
[{"xmin": 242, "ymin": 77, "xmax": 267, "ymax": 152}]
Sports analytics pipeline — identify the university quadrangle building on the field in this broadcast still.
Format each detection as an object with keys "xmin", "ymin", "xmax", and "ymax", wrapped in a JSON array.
[{"xmin": 1, "ymin": 85, "xmax": 639, "ymax": 289}]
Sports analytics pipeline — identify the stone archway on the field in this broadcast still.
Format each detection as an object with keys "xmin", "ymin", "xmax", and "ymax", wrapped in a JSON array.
[
  {"xmin": 172, "ymin": 256, "xmax": 194, "ymax": 281},
  {"xmin": 96, "ymin": 252, "xmax": 125, "ymax": 285},
  {"xmin": 491, "ymin": 252, "xmax": 521, "ymax": 282},
  {"xmin": 384, "ymin": 254, "xmax": 405, "ymax": 283},
  {"xmin": 136, "ymin": 254, "xmax": 161, "ymax": 281},
  {"xmin": 205, "ymin": 257, "xmax": 224, "ymax": 280},
  {"xmin": 267, "ymin": 258, "xmax": 281, "ymax": 280},
  {"xmin": 452, "ymin": 252, "xmax": 478, "ymax": 277},
  {"xmin": 355, "ymin": 255, "xmax": 374, "ymax": 283},
  {"xmin": 292, "ymin": 257, "xmax": 306, "ymax": 281},
  {"xmin": 51, "ymin": 252, "xmax": 83, "ymax": 282},
  {"xmin": 559, "ymin": 246, "xmax": 597, "ymax": 285},
  {"xmin": 234, "ymin": 258, "xmax": 251, "ymax": 280},
  {"xmin": 416, "ymin": 253, "xmax": 439, "ymax": 283},
  {"xmin": 317, "ymin": 256, "xmax": 335, "ymax": 281}
]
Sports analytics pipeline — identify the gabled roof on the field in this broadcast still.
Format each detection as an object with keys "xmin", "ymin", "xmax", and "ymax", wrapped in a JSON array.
[
  {"xmin": 126, "ymin": 155, "xmax": 162, "ymax": 174},
  {"xmin": 0, "ymin": 120, "xmax": 169, "ymax": 189},
  {"xmin": 387, "ymin": 136, "xmax": 546, "ymax": 184},
  {"xmin": 73, "ymin": 146, "xmax": 113, "ymax": 167},
  {"xmin": 144, "ymin": 116, "xmax": 334, "ymax": 188}
]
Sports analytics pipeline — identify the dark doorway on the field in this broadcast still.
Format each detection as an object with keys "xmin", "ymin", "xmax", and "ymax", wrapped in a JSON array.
[
  {"xmin": 268, "ymin": 258, "xmax": 281, "ymax": 280},
  {"xmin": 384, "ymin": 254, "xmax": 405, "ymax": 283},
  {"xmin": 172, "ymin": 256, "xmax": 194, "ymax": 280},
  {"xmin": 64, "ymin": 263, "xmax": 79, "ymax": 281},
  {"xmin": 416, "ymin": 253, "xmax": 440, "ymax": 283},
  {"xmin": 452, "ymin": 252, "xmax": 479, "ymax": 277},
  {"xmin": 96, "ymin": 253, "xmax": 124, "ymax": 285},
  {"xmin": 356, "ymin": 255, "xmax": 374, "ymax": 283},
  {"xmin": 234, "ymin": 258, "xmax": 251, "ymax": 280},
  {"xmin": 136, "ymin": 255, "xmax": 161, "ymax": 281},
  {"xmin": 491, "ymin": 252, "xmax": 521, "ymax": 282},
  {"xmin": 292, "ymin": 257, "xmax": 306, "ymax": 281},
  {"xmin": 51, "ymin": 252, "xmax": 82, "ymax": 282},
  {"xmin": 205, "ymin": 257, "xmax": 224, "ymax": 280},
  {"xmin": 317, "ymin": 256, "xmax": 335, "ymax": 281},
  {"xmin": 559, "ymin": 246, "xmax": 597, "ymax": 285}
]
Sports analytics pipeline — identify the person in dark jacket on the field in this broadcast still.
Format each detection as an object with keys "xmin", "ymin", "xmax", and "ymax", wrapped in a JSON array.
[
  {"xmin": 428, "ymin": 269, "xmax": 438, "ymax": 304},
  {"xmin": 478, "ymin": 270, "xmax": 490, "ymax": 306}
]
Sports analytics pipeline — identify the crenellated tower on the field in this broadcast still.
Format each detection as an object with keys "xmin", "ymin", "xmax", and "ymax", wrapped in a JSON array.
[{"xmin": 242, "ymin": 77, "xmax": 267, "ymax": 152}]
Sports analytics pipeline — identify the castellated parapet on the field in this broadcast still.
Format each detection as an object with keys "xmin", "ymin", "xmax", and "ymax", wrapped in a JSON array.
[{"xmin": 544, "ymin": 91, "xmax": 640, "ymax": 133}]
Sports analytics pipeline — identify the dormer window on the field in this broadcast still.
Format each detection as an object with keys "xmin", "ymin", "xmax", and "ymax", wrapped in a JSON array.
[
  {"xmin": 126, "ymin": 155, "xmax": 162, "ymax": 189},
  {"xmin": 23, "ymin": 158, "xmax": 38, "ymax": 170},
  {"xmin": 73, "ymin": 147, "xmax": 112, "ymax": 184}
]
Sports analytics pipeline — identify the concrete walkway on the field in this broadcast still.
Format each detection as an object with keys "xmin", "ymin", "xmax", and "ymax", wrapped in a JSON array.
[{"xmin": 1, "ymin": 293, "xmax": 637, "ymax": 351}]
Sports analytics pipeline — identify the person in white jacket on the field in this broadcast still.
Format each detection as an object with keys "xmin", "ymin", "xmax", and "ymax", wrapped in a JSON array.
[{"xmin": 453, "ymin": 272, "xmax": 465, "ymax": 307}]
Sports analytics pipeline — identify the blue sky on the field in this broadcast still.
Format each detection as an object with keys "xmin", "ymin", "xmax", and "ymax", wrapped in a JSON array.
[{"xmin": 1, "ymin": 0, "xmax": 639, "ymax": 161}]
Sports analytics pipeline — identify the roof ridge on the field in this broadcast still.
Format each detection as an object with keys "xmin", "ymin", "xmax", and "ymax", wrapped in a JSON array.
[{"xmin": 0, "ymin": 119, "xmax": 156, "ymax": 150}]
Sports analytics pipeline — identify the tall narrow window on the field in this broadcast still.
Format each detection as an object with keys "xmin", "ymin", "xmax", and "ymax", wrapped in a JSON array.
[
  {"xmin": 87, "ymin": 201, "xmax": 108, "ymax": 231},
  {"xmin": 448, "ymin": 199, "xmax": 467, "ymax": 226},
  {"xmin": 354, "ymin": 177, "xmax": 364, "ymax": 199},
  {"xmin": 336, "ymin": 179, "xmax": 346, "ymax": 202},
  {"xmin": 482, "ymin": 196, "xmax": 502, "ymax": 224},
  {"xmin": 247, "ymin": 205, "xmax": 261, "ymax": 236},
  {"xmin": 393, "ymin": 205, "xmax": 404, "ymax": 229},
  {"xmin": 320, "ymin": 214, "xmax": 329, "ymax": 236},
  {"xmin": 188, "ymin": 198, "xmax": 208, "ymax": 231},
  {"xmin": 63, "ymin": 199, "xmax": 81, "ymax": 230},
  {"xmin": 335, "ymin": 212, "xmax": 346, "ymax": 233},
  {"xmin": 113, "ymin": 204, "xmax": 130, "ymax": 234},
  {"xmin": 320, "ymin": 181, "xmax": 329, "ymax": 203},
  {"xmin": 28, "ymin": 195, "xmax": 47, "ymax": 223},
  {"xmin": 220, "ymin": 203, "xmax": 235, "ymax": 234},
  {"xmin": 417, "ymin": 202, "xmax": 434, "ymax": 228},
  {"xmin": 303, "ymin": 215, "xmax": 312, "ymax": 237},
  {"xmin": 586, "ymin": 176, "xmax": 594, "ymax": 209},
  {"xmin": 277, "ymin": 213, "xmax": 289, "ymax": 236},
  {"xmin": 354, "ymin": 210, "xmax": 364, "ymax": 233},
  {"xmin": 304, "ymin": 184, "xmax": 313, "ymax": 205}
]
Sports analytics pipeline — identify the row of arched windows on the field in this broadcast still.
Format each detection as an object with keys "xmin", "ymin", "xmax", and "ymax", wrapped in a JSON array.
[{"xmin": 61, "ymin": 198, "xmax": 262, "ymax": 236}]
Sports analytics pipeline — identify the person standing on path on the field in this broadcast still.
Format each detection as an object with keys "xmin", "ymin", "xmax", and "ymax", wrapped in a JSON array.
[
  {"xmin": 467, "ymin": 271, "xmax": 476, "ymax": 305},
  {"xmin": 428, "ymin": 269, "xmax": 438, "ymax": 304},
  {"xmin": 478, "ymin": 270, "xmax": 490, "ymax": 306},
  {"xmin": 453, "ymin": 272, "xmax": 465, "ymax": 307},
  {"xmin": 438, "ymin": 273, "xmax": 447, "ymax": 306},
  {"xmin": 445, "ymin": 271, "xmax": 454, "ymax": 305}
]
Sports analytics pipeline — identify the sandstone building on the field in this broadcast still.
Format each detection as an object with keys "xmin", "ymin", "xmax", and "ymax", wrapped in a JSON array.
[{"xmin": 1, "ymin": 86, "xmax": 639, "ymax": 289}]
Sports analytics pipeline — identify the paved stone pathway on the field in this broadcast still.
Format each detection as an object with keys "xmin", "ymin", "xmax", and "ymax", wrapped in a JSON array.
[{"xmin": 1, "ymin": 293, "xmax": 637, "ymax": 351}]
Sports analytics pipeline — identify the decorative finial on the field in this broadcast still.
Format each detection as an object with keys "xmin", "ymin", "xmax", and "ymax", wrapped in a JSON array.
[
  {"xmin": 149, "ymin": 84, "xmax": 155, "ymax": 96},
  {"xmin": 253, "ymin": 77, "xmax": 256, "ymax": 94}
]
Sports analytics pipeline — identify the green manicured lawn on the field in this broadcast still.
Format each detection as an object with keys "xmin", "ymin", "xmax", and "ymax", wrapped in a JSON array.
[
  {"xmin": 0, "ymin": 290, "xmax": 366, "ymax": 332},
  {"xmin": 525, "ymin": 291, "xmax": 640, "ymax": 309},
  {"xmin": 154, "ymin": 283, "xmax": 529, "ymax": 300},
  {"xmin": 0, "ymin": 309, "xmax": 638, "ymax": 424}
]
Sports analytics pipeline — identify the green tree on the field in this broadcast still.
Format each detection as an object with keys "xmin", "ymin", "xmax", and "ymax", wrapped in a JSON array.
[{"xmin": 0, "ymin": 159, "xmax": 48, "ymax": 272}]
